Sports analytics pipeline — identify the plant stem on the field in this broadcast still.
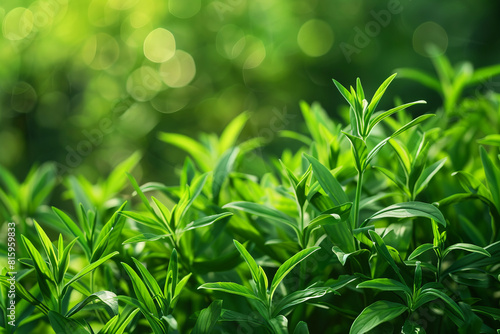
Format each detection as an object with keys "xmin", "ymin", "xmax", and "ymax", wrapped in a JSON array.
[{"xmin": 352, "ymin": 170, "xmax": 364, "ymax": 231}]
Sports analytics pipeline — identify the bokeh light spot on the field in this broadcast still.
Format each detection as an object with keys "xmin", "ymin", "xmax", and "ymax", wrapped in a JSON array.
[
  {"xmin": 82, "ymin": 33, "xmax": 120, "ymax": 70},
  {"xmin": 144, "ymin": 28, "xmax": 176, "ymax": 63},
  {"xmin": 2, "ymin": 7, "xmax": 34, "ymax": 40},
  {"xmin": 108, "ymin": 0, "xmax": 139, "ymax": 10},
  {"xmin": 243, "ymin": 38, "xmax": 266, "ymax": 69},
  {"xmin": 216, "ymin": 25, "xmax": 246, "ymax": 60},
  {"xmin": 127, "ymin": 66, "xmax": 163, "ymax": 101},
  {"xmin": 413, "ymin": 21, "xmax": 448, "ymax": 57},
  {"xmin": 297, "ymin": 19, "xmax": 334, "ymax": 57},
  {"xmin": 159, "ymin": 50, "xmax": 196, "ymax": 88},
  {"xmin": 11, "ymin": 82, "xmax": 37, "ymax": 113},
  {"xmin": 169, "ymin": 0, "xmax": 201, "ymax": 19}
]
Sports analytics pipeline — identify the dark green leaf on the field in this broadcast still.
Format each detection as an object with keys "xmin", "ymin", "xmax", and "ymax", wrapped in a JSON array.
[{"xmin": 350, "ymin": 300, "xmax": 408, "ymax": 334}]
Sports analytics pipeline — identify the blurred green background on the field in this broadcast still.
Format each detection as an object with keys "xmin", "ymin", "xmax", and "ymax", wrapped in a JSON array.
[{"xmin": 1, "ymin": 0, "xmax": 499, "ymax": 183}]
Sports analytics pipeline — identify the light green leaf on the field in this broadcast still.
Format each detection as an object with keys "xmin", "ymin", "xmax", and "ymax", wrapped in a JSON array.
[
  {"xmin": 121, "ymin": 262, "xmax": 158, "ymax": 317},
  {"xmin": 304, "ymin": 154, "xmax": 349, "ymax": 205},
  {"xmin": 270, "ymin": 247, "xmax": 320, "ymax": 299},
  {"xmin": 212, "ymin": 147, "xmax": 239, "ymax": 203},
  {"xmin": 395, "ymin": 68, "xmax": 442, "ymax": 92},
  {"xmin": 480, "ymin": 146, "xmax": 500, "ymax": 209},
  {"xmin": 408, "ymin": 243, "xmax": 435, "ymax": 260},
  {"xmin": 414, "ymin": 158, "xmax": 447, "ymax": 196},
  {"xmin": 368, "ymin": 100, "xmax": 426, "ymax": 136},
  {"xmin": 233, "ymin": 240, "xmax": 260, "ymax": 286},
  {"xmin": 219, "ymin": 111, "xmax": 250, "ymax": 154},
  {"xmin": 391, "ymin": 114, "xmax": 434, "ymax": 138},
  {"xmin": 182, "ymin": 212, "xmax": 233, "ymax": 233},
  {"xmin": 198, "ymin": 282, "xmax": 261, "ymax": 301},
  {"xmin": 442, "ymin": 243, "xmax": 491, "ymax": 259},
  {"xmin": 158, "ymin": 132, "xmax": 211, "ymax": 171},
  {"xmin": 48, "ymin": 311, "xmax": 90, "ymax": 334},
  {"xmin": 66, "ymin": 291, "xmax": 118, "ymax": 317},
  {"xmin": 343, "ymin": 133, "xmax": 367, "ymax": 172},
  {"xmin": 123, "ymin": 233, "xmax": 171, "ymax": 244},
  {"xmin": 368, "ymin": 230, "xmax": 401, "ymax": 276},
  {"xmin": 363, "ymin": 202, "xmax": 446, "ymax": 227},
  {"xmin": 477, "ymin": 134, "xmax": 500, "ymax": 147},
  {"xmin": 64, "ymin": 252, "xmax": 119, "ymax": 294}
]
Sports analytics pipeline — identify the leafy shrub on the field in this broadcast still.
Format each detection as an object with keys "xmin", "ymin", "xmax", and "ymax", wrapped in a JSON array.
[{"xmin": 1, "ymin": 58, "xmax": 500, "ymax": 333}]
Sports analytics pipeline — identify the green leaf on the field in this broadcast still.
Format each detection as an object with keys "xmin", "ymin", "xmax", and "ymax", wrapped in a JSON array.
[
  {"xmin": 270, "ymin": 247, "xmax": 320, "ymax": 299},
  {"xmin": 395, "ymin": 68, "xmax": 442, "ymax": 92},
  {"xmin": 192, "ymin": 300, "xmax": 223, "ymax": 334},
  {"xmin": 182, "ymin": 212, "xmax": 233, "ymax": 233},
  {"xmin": 304, "ymin": 154, "xmax": 349, "ymax": 205},
  {"xmin": 471, "ymin": 306, "xmax": 500, "ymax": 321},
  {"xmin": 48, "ymin": 311, "xmax": 90, "ymax": 334},
  {"xmin": 272, "ymin": 286, "xmax": 336, "ymax": 316},
  {"xmin": 368, "ymin": 230, "xmax": 401, "ymax": 277},
  {"xmin": 469, "ymin": 63, "xmax": 500, "ymax": 85},
  {"xmin": 373, "ymin": 166, "xmax": 409, "ymax": 196},
  {"xmin": 480, "ymin": 146, "xmax": 500, "ymax": 209},
  {"xmin": 343, "ymin": 133, "xmax": 367, "ymax": 172},
  {"xmin": 416, "ymin": 288, "xmax": 465, "ymax": 321},
  {"xmin": 332, "ymin": 79, "xmax": 353, "ymax": 109},
  {"xmin": 477, "ymin": 134, "xmax": 500, "ymax": 147},
  {"xmin": 212, "ymin": 147, "xmax": 239, "ymax": 203},
  {"xmin": 389, "ymin": 139, "xmax": 411, "ymax": 175},
  {"xmin": 414, "ymin": 158, "xmax": 447, "ymax": 196},
  {"xmin": 356, "ymin": 278, "xmax": 411, "ymax": 296},
  {"xmin": 391, "ymin": 114, "xmax": 435, "ymax": 138},
  {"xmin": 158, "ymin": 132, "xmax": 212, "ymax": 171},
  {"xmin": 105, "ymin": 152, "xmax": 141, "ymax": 197},
  {"xmin": 368, "ymin": 100, "xmax": 426, "ymax": 136},
  {"xmin": 167, "ymin": 249, "xmax": 179, "ymax": 302},
  {"xmin": 121, "ymin": 211, "xmax": 166, "ymax": 232},
  {"xmin": 33, "ymin": 221, "xmax": 58, "ymax": 273},
  {"xmin": 198, "ymin": 282, "xmax": 261, "ymax": 301},
  {"xmin": 66, "ymin": 291, "xmax": 118, "ymax": 317},
  {"xmin": 52, "ymin": 207, "xmax": 90, "ymax": 257},
  {"xmin": 63, "ymin": 252, "xmax": 119, "ymax": 294},
  {"xmin": 219, "ymin": 111, "xmax": 250, "ymax": 154},
  {"xmin": 233, "ymin": 240, "xmax": 260, "ymax": 286},
  {"xmin": 131, "ymin": 258, "xmax": 164, "ymax": 307},
  {"xmin": 349, "ymin": 300, "xmax": 408, "ymax": 334},
  {"xmin": 364, "ymin": 73, "xmax": 398, "ymax": 126},
  {"xmin": 408, "ymin": 243, "xmax": 435, "ymax": 260},
  {"xmin": 442, "ymin": 243, "xmax": 491, "ymax": 259},
  {"xmin": 126, "ymin": 172, "xmax": 154, "ymax": 214},
  {"xmin": 293, "ymin": 321, "xmax": 310, "ymax": 334},
  {"xmin": 331, "ymin": 246, "xmax": 369, "ymax": 266},
  {"xmin": 363, "ymin": 202, "xmax": 446, "ymax": 227},
  {"xmin": 121, "ymin": 262, "xmax": 158, "ymax": 316},
  {"xmin": 314, "ymin": 212, "xmax": 355, "ymax": 253},
  {"xmin": 223, "ymin": 201, "xmax": 298, "ymax": 234},
  {"xmin": 122, "ymin": 233, "xmax": 171, "ymax": 244}
]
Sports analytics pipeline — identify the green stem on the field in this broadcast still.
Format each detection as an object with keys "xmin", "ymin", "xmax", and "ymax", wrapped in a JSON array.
[{"xmin": 352, "ymin": 170, "xmax": 364, "ymax": 230}]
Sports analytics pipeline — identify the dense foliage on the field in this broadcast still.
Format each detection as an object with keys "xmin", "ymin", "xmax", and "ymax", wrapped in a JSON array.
[{"xmin": 1, "ymin": 49, "xmax": 500, "ymax": 333}]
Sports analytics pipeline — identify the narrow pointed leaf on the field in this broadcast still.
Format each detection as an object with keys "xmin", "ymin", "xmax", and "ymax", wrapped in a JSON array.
[
  {"xmin": 270, "ymin": 247, "xmax": 320, "ymax": 299},
  {"xmin": 350, "ymin": 300, "xmax": 408, "ymax": 334}
]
